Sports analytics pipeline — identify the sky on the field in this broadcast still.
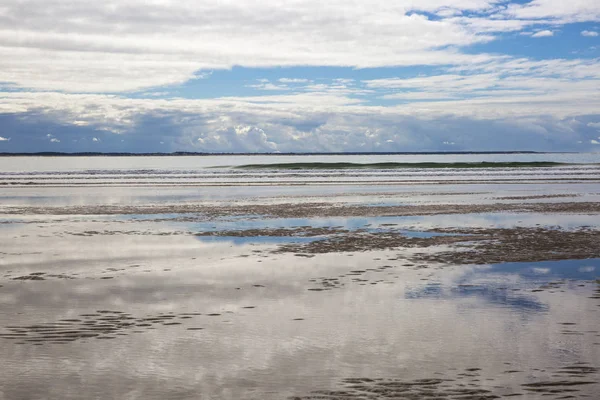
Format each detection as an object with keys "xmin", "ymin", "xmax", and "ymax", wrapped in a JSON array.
[{"xmin": 0, "ymin": 0, "xmax": 599, "ymax": 153}]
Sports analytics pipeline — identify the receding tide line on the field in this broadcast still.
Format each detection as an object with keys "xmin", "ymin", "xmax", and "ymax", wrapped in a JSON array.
[{"xmin": 235, "ymin": 162, "xmax": 579, "ymax": 170}]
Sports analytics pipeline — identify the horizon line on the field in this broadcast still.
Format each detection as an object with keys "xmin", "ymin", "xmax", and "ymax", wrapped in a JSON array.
[{"xmin": 0, "ymin": 151, "xmax": 577, "ymax": 157}]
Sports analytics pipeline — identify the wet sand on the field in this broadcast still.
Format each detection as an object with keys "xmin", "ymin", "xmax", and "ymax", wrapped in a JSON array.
[{"xmin": 5, "ymin": 199, "xmax": 600, "ymax": 217}]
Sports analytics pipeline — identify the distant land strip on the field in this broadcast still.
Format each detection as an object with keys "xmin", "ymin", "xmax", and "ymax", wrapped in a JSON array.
[
  {"xmin": 235, "ymin": 161, "xmax": 581, "ymax": 170},
  {"xmin": 0, "ymin": 151, "xmax": 554, "ymax": 157}
]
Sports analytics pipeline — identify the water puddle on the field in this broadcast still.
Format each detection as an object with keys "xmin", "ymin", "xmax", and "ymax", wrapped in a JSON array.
[
  {"xmin": 407, "ymin": 258, "xmax": 600, "ymax": 307},
  {"xmin": 124, "ymin": 212, "xmax": 600, "ymax": 233},
  {"xmin": 474, "ymin": 258, "xmax": 599, "ymax": 282}
]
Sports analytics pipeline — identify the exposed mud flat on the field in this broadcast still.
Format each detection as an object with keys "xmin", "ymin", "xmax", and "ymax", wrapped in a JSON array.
[
  {"xmin": 274, "ymin": 231, "xmax": 479, "ymax": 254},
  {"xmin": 290, "ymin": 362, "xmax": 599, "ymax": 400},
  {"xmin": 409, "ymin": 227, "xmax": 600, "ymax": 265},
  {"xmin": 266, "ymin": 226, "xmax": 600, "ymax": 265},
  {"xmin": 10, "ymin": 272, "xmax": 78, "ymax": 281},
  {"xmin": 0, "ymin": 310, "xmax": 212, "ymax": 345},
  {"xmin": 5, "ymin": 200, "xmax": 600, "ymax": 218}
]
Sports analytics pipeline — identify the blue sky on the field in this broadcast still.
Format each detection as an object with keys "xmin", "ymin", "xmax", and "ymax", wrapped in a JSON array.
[{"xmin": 0, "ymin": 0, "xmax": 599, "ymax": 153}]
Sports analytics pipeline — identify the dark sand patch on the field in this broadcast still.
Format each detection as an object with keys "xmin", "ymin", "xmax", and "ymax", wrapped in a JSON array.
[
  {"xmin": 271, "ymin": 226, "xmax": 600, "ymax": 266},
  {"xmin": 274, "ymin": 231, "xmax": 476, "ymax": 254},
  {"xmin": 408, "ymin": 227, "xmax": 600, "ymax": 265},
  {"xmin": 290, "ymin": 363, "xmax": 599, "ymax": 400},
  {"xmin": 0, "ymin": 309, "xmax": 209, "ymax": 345},
  {"xmin": 11, "ymin": 272, "xmax": 77, "ymax": 281},
  {"xmin": 7, "ymin": 201, "xmax": 600, "ymax": 218}
]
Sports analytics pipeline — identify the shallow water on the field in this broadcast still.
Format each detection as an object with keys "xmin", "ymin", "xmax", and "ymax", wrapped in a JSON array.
[
  {"xmin": 1, "ymin": 237, "xmax": 598, "ymax": 399},
  {"xmin": 196, "ymin": 235, "xmax": 325, "ymax": 245},
  {"xmin": 1, "ymin": 155, "xmax": 599, "ymax": 399}
]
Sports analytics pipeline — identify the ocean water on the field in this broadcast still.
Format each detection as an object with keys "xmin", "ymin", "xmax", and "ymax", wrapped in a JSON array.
[
  {"xmin": 0, "ymin": 154, "xmax": 599, "ymax": 399},
  {"xmin": 1, "ymin": 153, "xmax": 600, "ymax": 207}
]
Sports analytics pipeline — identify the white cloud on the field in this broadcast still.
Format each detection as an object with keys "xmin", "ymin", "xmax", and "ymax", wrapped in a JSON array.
[
  {"xmin": 278, "ymin": 78, "xmax": 310, "ymax": 84},
  {"xmin": 588, "ymin": 122, "xmax": 600, "ymax": 128},
  {"xmin": 0, "ymin": 93, "xmax": 598, "ymax": 153},
  {"xmin": 449, "ymin": 57, "xmax": 600, "ymax": 80},
  {"xmin": 382, "ymin": 92, "xmax": 460, "ymax": 100},
  {"xmin": 0, "ymin": 0, "xmax": 597, "ymax": 95},
  {"xmin": 363, "ymin": 57, "xmax": 600, "ymax": 114},
  {"xmin": 1, "ymin": 58, "xmax": 600, "ymax": 129},
  {"xmin": 142, "ymin": 92, "xmax": 170, "ymax": 97},
  {"xmin": 0, "ymin": 1, "xmax": 599, "ymax": 153},
  {"xmin": 452, "ymin": 17, "xmax": 545, "ymax": 34},
  {"xmin": 0, "ymin": 136, "xmax": 10, "ymax": 141},
  {"xmin": 196, "ymin": 125, "xmax": 278, "ymax": 152},
  {"xmin": 299, "ymin": 82, "xmax": 374, "ymax": 97},
  {"xmin": 0, "ymin": 1, "xmax": 597, "ymax": 95},
  {"xmin": 50, "ymin": 138, "xmax": 60, "ymax": 143},
  {"xmin": 366, "ymin": 74, "xmax": 498, "ymax": 91},
  {"xmin": 531, "ymin": 30, "xmax": 554, "ymax": 37},
  {"xmin": 532, "ymin": 267, "xmax": 550, "ymax": 274},
  {"xmin": 0, "ymin": 0, "xmax": 518, "ymax": 93},
  {"xmin": 582, "ymin": 30, "xmax": 599, "ymax": 37},
  {"xmin": 437, "ymin": 8, "xmax": 463, "ymax": 17},
  {"xmin": 504, "ymin": 1, "xmax": 600, "ymax": 22},
  {"xmin": 247, "ymin": 82, "xmax": 289, "ymax": 91}
]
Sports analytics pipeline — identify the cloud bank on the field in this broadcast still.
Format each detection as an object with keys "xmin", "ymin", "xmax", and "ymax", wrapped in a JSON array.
[{"xmin": 1, "ymin": 0, "xmax": 600, "ymax": 152}]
